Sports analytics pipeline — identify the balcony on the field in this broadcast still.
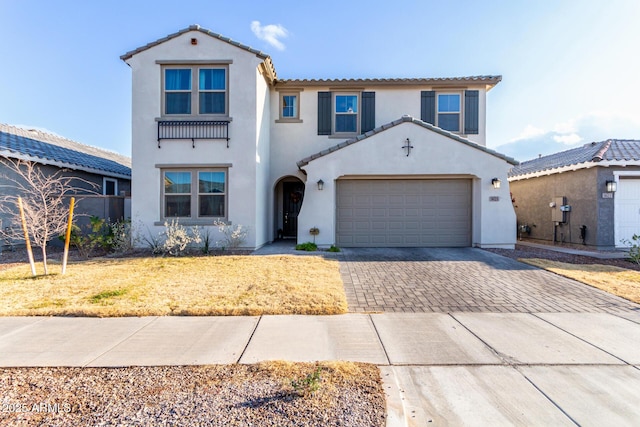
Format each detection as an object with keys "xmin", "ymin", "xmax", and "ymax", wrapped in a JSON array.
[{"xmin": 157, "ymin": 120, "xmax": 230, "ymax": 148}]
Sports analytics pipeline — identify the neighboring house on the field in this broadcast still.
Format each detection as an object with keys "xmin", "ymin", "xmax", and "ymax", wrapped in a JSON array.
[
  {"xmin": 0, "ymin": 124, "xmax": 132, "ymax": 237},
  {"xmin": 120, "ymin": 25, "xmax": 517, "ymax": 249},
  {"xmin": 509, "ymin": 139, "xmax": 640, "ymax": 249}
]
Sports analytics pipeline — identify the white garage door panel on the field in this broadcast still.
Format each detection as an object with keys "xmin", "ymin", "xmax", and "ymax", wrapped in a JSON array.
[
  {"xmin": 336, "ymin": 179, "xmax": 472, "ymax": 247},
  {"xmin": 615, "ymin": 178, "xmax": 640, "ymax": 247}
]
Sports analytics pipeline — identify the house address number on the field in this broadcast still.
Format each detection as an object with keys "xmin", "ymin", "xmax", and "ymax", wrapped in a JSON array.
[{"xmin": 489, "ymin": 196, "xmax": 500, "ymax": 202}]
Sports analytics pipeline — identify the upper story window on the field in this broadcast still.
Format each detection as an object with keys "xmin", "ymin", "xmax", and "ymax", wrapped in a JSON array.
[
  {"xmin": 317, "ymin": 91, "xmax": 375, "ymax": 136},
  {"xmin": 437, "ymin": 93, "xmax": 461, "ymax": 132},
  {"xmin": 421, "ymin": 90, "xmax": 478, "ymax": 135},
  {"xmin": 163, "ymin": 66, "xmax": 227, "ymax": 116},
  {"xmin": 282, "ymin": 95, "xmax": 297, "ymax": 118},
  {"xmin": 334, "ymin": 94, "xmax": 359, "ymax": 134}
]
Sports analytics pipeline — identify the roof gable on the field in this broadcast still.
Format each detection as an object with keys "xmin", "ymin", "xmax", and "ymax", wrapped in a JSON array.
[
  {"xmin": 297, "ymin": 116, "xmax": 517, "ymax": 168},
  {"xmin": 509, "ymin": 139, "xmax": 640, "ymax": 179},
  {"xmin": 0, "ymin": 124, "xmax": 131, "ymax": 179},
  {"xmin": 120, "ymin": 25, "xmax": 277, "ymax": 83}
]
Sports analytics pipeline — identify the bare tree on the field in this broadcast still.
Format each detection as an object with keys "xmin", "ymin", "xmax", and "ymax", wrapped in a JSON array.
[{"xmin": 0, "ymin": 158, "xmax": 97, "ymax": 274}]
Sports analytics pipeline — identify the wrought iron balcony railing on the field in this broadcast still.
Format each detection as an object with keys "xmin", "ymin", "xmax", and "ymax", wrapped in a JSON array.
[{"xmin": 157, "ymin": 120, "xmax": 230, "ymax": 148}]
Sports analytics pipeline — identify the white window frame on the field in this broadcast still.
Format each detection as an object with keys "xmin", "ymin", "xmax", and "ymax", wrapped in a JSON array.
[
  {"xmin": 103, "ymin": 178, "xmax": 118, "ymax": 196},
  {"xmin": 333, "ymin": 92, "xmax": 360, "ymax": 136},
  {"xmin": 436, "ymin": 92, "xmax": 462, "ymax": 133},
  {"xmin": 161, "ymin": 167, "xmax": 227, "ymax": 222},
  {"xmin": 161, "ymin": 65, "xmax": 228, "ymax": 117}
]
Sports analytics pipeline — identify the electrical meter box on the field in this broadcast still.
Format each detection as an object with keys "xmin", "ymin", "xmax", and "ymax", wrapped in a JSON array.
[{"xmin": 552, "ymin": 196, "xmax": 566, "ymax": 223}]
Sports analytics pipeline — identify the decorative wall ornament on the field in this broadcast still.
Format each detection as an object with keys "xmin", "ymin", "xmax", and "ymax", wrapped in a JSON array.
[{"xmin": 402, "ymin": 138, "xmax": 414, "ymax": 156}]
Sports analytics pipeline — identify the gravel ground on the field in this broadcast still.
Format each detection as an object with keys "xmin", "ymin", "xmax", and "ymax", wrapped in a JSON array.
[
  {"xmin": 0, "ymin": 363, "xmax": 386, "ymax": 427},
  {"xmin": 485, "ymin": 243, "xmax": 640, "ymax": 271}
]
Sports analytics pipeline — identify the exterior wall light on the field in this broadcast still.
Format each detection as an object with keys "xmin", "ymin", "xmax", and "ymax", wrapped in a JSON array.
[
  {"xmin": 317, "ymin": 179, "xmax": 324, "ymax": 191},
  {"xmin": 491, "ymin": 178, "xmax": 501, "ymax": 189},
  {"xmin": 606, "ymin": 180, "xmax": 617, "ymax": 192}
]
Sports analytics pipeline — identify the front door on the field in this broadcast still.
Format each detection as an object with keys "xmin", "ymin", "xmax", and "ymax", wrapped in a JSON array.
[{"xmin": 283, "ymin": 182, "xmax": 304, "ymax": 238}]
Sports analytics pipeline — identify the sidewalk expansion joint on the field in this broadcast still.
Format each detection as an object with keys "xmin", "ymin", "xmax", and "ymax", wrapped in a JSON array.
[
  {"xmin": 531, "ymin": 313, "xmax": 631, "ymax": 365},
  {"xmin": 368, "ymin": 314, "xmax": 391, "ymax": 365},
  {"xmin": 236, "ymin": 315, "xmax": 262, "ymax": 364},
  {"xmin": 515, "ymin": 366, "xmax": 581, "ymax": 426}
]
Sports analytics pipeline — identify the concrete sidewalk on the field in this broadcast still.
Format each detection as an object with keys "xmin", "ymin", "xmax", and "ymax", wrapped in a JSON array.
[{"xmin": 1, "ymin": 313, "xmax": 640, "ymax": 425}]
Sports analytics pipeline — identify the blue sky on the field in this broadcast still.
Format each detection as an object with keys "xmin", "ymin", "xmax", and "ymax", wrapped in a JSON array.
[{"xmin": 1, "ymin": 0, "xmax": 639, "ymax": 161}]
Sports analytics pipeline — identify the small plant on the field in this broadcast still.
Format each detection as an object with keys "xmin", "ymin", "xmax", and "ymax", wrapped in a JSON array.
[
  {"xmin": 160, "ymin": 219, "xmax": 202, "ymax": 256},
  {"xmin": 295, "ymin": 242, "xmax": 317, "ymax": 251},
  {"xmin": 328, "ymin": 245, "xmax": 340, "ymax": 252},
  {"xmin": 622, "ymin": 234, "xmax": 640, "ymax": 265},
  {"xmin": 291, "ymin": 366, "xmax": 323, "ymax": 397},
  {"xmin": 200, "ymin": 227, "xmax": 212, "ymax": 254},
  {"xmin": 62, "ymin": 216, "xmax": 132, "ymax": 258},
  {"xmin": 214, "ymin": 220, "xmax": 248, "ymax": 250}
]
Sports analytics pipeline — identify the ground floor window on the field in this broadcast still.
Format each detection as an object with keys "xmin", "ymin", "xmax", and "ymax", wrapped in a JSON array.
[{"xmin": 162, "ymin": 168, "xmax": 226, "ymax": 220}]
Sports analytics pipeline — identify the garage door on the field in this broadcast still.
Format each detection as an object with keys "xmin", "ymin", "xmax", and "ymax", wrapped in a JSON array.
[
  {"xmin": 336, "ymin": 179, "xmax": 471, "ymax": 247},
  {"xmin": 615, "ymin": 178, "xmax": 640, "ymax": 248}
]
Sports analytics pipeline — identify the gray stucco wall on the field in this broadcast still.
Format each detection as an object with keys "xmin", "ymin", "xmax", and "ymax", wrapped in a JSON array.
[{"xmin": 0, "ymin": 159, "xmax": 131, "ymax": 248}]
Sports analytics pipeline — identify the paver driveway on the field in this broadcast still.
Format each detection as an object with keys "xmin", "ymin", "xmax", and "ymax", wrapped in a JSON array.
[{"xmin": 340, "ymin": 247, "xmax": 640, "ymax": 313}]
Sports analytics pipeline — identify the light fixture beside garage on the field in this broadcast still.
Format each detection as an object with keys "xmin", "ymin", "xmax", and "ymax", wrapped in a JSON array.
[
  {"xmin": 606, "ymin": 180, "xmax": 617, "ymax": 192},
  {"xmin": 317, "ymin": 179, "xmax": 324, "ymax": 190},
  {"xmin": 491, "ymin": 178, "xmax": 501, "ymax": 189}
]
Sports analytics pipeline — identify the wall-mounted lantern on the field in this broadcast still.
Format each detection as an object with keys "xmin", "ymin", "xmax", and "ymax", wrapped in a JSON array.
[
  {"xmin": 606, "ymin": 180, "xmax": 617, "ymax": 192},
  {"xmin": 491, "ymin": 178, "xmax": 501, "ymax": 189},
  {"xmin": 317, "ymin": 179, "xmax": 324, "ymax": 191}
]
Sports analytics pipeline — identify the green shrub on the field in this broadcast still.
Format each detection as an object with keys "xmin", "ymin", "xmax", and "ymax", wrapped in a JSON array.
[
  {"xmin": 295, "ymin": 242, "xmax": 317, "ymax": 251},
  {"xmin": 623, "ymin": 234, "xmax": 640, "ymax": 265},
  {"xmin": 328, "ymin": 245, "xmax": 340, "ymax": 252}
]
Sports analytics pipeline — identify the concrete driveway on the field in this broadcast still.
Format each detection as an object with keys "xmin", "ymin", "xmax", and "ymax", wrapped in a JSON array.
[{"xmin": 340, "ymin": 247, "xmax": 639, "ymax": 313}]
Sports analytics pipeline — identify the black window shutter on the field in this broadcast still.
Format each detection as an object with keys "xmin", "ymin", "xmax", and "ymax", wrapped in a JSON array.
[
  {"xmin": 464, "ymin": 90, "xmax": 479, "ymax": 134},
  {"xmin": 317, "ymin": 92, "xmax": 332, "ymax": 135},
  {"xmin": 361, "ymin": 92, "xmax": 375, "ymax": 133},
  {"xmin": 420, "ymin": 91, "xmax": 436, "ymax": 125}
]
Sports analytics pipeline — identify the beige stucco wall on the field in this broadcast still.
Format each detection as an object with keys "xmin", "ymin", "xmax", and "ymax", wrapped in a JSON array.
[
  {"xmin": 510, "ymin": 168, "xmax": 600, "ymax": 245},
  {"xmin": 297, "ymin": 121, "xmax": 516, "ymax": 248},
  {"xmin": 124, "ymin": 30, "xmax": 267, "ymax": 248},
  {"xmin": 269, "ymin": 85, "xmax": 489, "ymax": 187}
]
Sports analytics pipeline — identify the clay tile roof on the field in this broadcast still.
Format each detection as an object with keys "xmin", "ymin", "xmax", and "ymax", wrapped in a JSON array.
[
  {"xmin": 297, "ymin": 115, "xmax": 517, "ymax": 167},
  {"xmin": 0, "ymin": 124, "xmax": 131, "ymax": 178},
  {"xmin": 508, "ymin": 139, "xmax": 640, "ymax": 178},
  {"xmin": 278, "ymin": 75, "xmax": 502, "ymax": 89}
]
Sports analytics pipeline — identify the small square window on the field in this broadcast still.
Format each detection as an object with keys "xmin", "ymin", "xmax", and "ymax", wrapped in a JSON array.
[{"xmin": 277, "ymin": 91, "xmax": 302, "ymax": 122}]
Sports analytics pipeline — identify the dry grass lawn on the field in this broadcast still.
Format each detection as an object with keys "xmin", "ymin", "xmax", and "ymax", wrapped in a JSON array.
[
  {"xmin": 520, "ymin": 258, "xmax": 640, "ymax": 304},
  {"xmin": 0, "ymin": 255, "xmax": 348, "ymax": 316}
]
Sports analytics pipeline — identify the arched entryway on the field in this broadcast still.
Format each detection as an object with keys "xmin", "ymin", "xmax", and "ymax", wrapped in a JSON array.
[{"xmin": 273, "ymin": 176, "xmax": 305, "ymax": 240}]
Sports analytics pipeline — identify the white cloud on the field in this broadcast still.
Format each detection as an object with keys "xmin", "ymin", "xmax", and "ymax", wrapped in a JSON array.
[
  {"xmin": 509, "ymin": 124, "xmax": 545, "ymax": 142},
  {"xmin": 553, "ymin": 133, "xmax": 582, "ymax": 144},
  {"xmin": 251, "ymin": 21, "xmax": 288, "ymax": 51}
]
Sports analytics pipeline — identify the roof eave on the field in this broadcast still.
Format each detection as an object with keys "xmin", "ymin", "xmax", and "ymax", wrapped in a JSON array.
[{"xmin": 298, "ymin": 115, "xmax": 517, "ymax": 168}]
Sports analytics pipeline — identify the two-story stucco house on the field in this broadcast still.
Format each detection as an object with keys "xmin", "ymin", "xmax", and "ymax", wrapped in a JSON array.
[{"xmin": 121, "ymin": 25, "xmax": 517, "ymax": 250}]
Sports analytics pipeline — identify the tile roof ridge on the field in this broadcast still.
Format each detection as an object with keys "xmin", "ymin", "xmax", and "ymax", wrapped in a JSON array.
[{"xmin": 591, "ymin": 139, "xmax": 612, "ymax": 162}]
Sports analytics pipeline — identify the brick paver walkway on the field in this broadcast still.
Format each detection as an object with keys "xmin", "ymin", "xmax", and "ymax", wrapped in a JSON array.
[{"xmin": 340, "ymin": 247, "xmax": 640, "ymax": 313}]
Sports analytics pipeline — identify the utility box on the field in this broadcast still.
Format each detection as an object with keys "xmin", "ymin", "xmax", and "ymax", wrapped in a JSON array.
[{"xmin": 551, "ymin": 196, "xmax": 566, "ymax": 223}]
